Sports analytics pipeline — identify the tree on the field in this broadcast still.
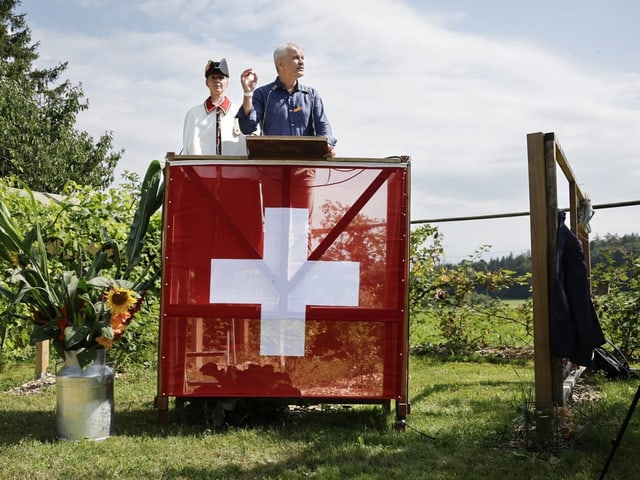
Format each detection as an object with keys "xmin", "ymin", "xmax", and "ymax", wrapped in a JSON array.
[{"xmin": 0, "ymin": 0, "xmax": 122, "ymax": 193}]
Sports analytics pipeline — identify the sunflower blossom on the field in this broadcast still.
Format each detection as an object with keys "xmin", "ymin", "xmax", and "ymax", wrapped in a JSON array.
[{"xmin": 105, "ymin": 286, "xmax": 138, "ymax": 315}]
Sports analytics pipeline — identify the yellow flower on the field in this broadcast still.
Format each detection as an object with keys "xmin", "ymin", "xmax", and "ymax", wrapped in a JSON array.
[
  {"xmin": 104, "ymin": 286, "xmax": 138, "ymax": 315},
  {"xmin": 96, "ymin": 336, "xmax": 113, "ymax": 349},
  {"xmin": 10, "ymin": 251, "xmax": 20, "ymax": 268}
]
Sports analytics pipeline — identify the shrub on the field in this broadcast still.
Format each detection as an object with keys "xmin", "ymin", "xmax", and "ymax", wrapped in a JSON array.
[
  {"xmin": 592, "ymin": 248, "xmax": 640, "ymax": 360},
  {"xmin": 0, "ymin": 167, "xmax": 163, "ymax": 371}
]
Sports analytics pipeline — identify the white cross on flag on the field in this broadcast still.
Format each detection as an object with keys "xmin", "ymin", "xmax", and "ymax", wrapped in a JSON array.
[{"xmin": 210, "ymin": 207, "xmax": 360, "ymax": 356}]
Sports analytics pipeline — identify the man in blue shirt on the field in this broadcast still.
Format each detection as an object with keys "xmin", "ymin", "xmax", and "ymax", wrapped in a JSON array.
[
  {"xmin": 237, "ymin": 42, "xmax": 337, "ymax": 154},
  {"xmin": 236, "ymin": 43, "xmax": 336, "ymax": 212}
]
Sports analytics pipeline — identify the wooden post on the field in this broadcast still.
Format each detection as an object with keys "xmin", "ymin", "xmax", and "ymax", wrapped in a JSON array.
[
  {"xmin": 34, "ymin": 340, "xmax": 49, "ymax": 378},
  {"xmin": 527, "ymin": 132, "xmax": 554, "ymax": 408},
  {"xmin": 543, "ymin": 134, "xmax": 564, "ymax": 405},
  {"xmin": 527, "ymin": 132, "xmax": 566, "ymax": 408},
  {"xmin": 156, "ymin": 152, "xmax": 173, "ymax": 423}
]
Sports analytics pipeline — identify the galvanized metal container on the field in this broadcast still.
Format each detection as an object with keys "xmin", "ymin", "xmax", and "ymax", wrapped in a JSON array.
[{"xmin": 56, "ymin": 349, "xmax": 115, "ymax": 441}]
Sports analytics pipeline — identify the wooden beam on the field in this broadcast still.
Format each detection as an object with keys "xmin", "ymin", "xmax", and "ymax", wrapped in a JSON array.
[
  {"xmin": 34, "ymin": 340, "xmax": 49, "ymax": 379},
  {"xmin": 528, "ymin": 132, "xmax": 567, "ymax": 407},
  {"xmin": 528, "ymin": 132, "xmax": 554, "ymax": 408},
  {"xmin": 552, "ymin": 134, "xmax": 586, "ymax": 202},
  {"xmin": 543, "ymin": 135, "xmax": 564, "ymax": 406}
]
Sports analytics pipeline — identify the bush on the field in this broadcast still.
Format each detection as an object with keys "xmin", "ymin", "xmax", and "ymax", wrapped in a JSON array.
[
  {"xmin": 592, "ymin": 248, "xmax": 640, "ymax": 360},
  {"xmin": 409, "ymin": 229, "xmax": 532, "ymax": 356},
  {"xmin": 0, "ymin": 169, "xmax": 163, "ymax": 371}
]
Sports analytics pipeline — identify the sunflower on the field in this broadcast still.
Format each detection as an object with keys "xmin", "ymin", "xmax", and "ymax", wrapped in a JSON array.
[{"xmin": 104, "ymin": 286, "xmax": 138, "ymax": 315}]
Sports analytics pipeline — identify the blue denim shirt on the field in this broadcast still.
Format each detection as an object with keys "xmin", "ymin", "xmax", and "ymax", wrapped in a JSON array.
[{"xmin": 236, "ymin": 77, "xmax": 337, "ymax": 146}]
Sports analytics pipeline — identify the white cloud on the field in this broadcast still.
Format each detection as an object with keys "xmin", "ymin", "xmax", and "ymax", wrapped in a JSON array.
[{"xmin": 21, "ymin": 0, "xmax": 640, "ymax": 258}]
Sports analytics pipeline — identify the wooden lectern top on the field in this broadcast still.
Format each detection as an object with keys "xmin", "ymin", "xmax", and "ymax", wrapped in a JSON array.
[{"xmin": 246, "ymin": 135, "xmax": 329, "ymax": 160}]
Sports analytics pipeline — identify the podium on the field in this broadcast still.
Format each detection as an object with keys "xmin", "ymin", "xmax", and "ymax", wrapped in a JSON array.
[{"xmin": 156, "ymin": 139, "xmax": 411, "ymax": 425}]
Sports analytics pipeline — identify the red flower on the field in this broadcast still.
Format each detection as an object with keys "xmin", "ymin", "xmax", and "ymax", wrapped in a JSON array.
[
  {"xmin": 58, "ymin": 316, "xmax": 69, "ymax": 341},
  {"xmin": 32, "ymin": 311, "xmax": 47, "ymax": 325},
  {"xmin": 129, "ymin": 295, "xmax": 144, "ymax": 316}
]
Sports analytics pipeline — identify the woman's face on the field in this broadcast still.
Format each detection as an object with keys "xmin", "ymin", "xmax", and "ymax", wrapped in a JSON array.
[{"xmin": 206, "ymin": 74, "xmax": 228, "ymax": 97}]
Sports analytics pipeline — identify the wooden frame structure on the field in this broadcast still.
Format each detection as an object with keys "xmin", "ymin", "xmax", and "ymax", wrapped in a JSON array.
[{"xmin": 527, "ymin": 132, "xmax": 591, "ymax": 407}]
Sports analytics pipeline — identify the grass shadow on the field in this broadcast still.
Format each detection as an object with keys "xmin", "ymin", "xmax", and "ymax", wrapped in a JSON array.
[{"xmin": 0, "ymin": 409, "xmax": 57, "ymax": 444}]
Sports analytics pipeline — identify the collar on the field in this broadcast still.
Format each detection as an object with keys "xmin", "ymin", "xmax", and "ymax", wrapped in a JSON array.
[
  {"xmin": 204, "ymin": 96, "xmax": 231, "ymax": 114},
  {"xmin": 274, "ymin": 77, "xmax": 310, "ymax": 94}
]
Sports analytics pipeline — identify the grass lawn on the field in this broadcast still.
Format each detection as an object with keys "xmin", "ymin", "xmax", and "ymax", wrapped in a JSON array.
[{"xmin": 1, "ymin": 356, "xmax": 639, "ymax": 479}]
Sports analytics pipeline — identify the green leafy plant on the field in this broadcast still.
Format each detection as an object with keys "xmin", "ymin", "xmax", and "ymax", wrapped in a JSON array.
[
  {"xmin": 409, "ymin": 230, "xmax": 531, "ymax": 356},
  {"xmin": 0, "ymin": 161, "xmax": 164, "ymax": 367},
  {"xmin": 592, "ymin": 248, "xmax": 640, "ymax": 360}
]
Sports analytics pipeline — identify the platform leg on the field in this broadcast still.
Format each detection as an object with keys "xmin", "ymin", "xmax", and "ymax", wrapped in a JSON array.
[{"xmin": 155, "ymin": 396, "xmax": 170, "ymax": 425}]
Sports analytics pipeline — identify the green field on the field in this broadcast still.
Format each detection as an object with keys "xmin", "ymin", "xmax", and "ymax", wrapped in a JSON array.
[{"xmin": 1, "ymin": 355, "xmax": 639, "ymax": 479}]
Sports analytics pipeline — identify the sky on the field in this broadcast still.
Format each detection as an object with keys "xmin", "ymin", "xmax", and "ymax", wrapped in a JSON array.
[{"xmin": 17, "ymin": 0, "xmax": 640, "ymax": 262}]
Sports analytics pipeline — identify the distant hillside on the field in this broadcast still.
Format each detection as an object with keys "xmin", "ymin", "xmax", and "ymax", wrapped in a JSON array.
[{"xmin": 462, "ymin": 233, "xmax": 640, "ymax": 299}]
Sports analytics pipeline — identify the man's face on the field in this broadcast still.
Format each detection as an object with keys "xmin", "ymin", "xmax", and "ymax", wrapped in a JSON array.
[
  {"xmin": 279, "ymin": 47, "xmax": 304, "ymax": 79},
  {"xmin": 206, "ymin": 74, "xmax": 228, "ymax": 97}
]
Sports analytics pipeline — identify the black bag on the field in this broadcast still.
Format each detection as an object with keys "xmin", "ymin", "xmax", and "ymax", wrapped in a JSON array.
[{"xmin": 591, "ymin": 340, "xmax": 638, "ymax": 379}]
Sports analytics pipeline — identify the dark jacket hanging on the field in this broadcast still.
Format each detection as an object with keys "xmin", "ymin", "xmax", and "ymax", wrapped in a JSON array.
[{"xmin": 549, "ymin": 211, "xmax": 605, "ymax": 365}]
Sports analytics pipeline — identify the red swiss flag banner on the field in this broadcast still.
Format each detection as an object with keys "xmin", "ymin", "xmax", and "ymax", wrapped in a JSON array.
[{"xmin": 158, "ymin": 156, "xmax": 410, "ymax": 405}]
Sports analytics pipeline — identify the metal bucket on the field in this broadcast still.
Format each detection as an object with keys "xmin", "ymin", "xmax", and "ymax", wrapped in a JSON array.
[{"xmin": 56, "ymin": 349, "xmax": 115, "ymax": 441}]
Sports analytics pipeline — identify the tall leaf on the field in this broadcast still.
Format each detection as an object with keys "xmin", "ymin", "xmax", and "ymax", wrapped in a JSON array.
[{"xmin": 124, "ymin": 160, "xmax": 164, "ymax": 276}]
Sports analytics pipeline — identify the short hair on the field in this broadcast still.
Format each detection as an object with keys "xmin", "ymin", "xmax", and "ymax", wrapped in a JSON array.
[{"xmin": 273, "ymin": 42, "xmax": 303, "ymax": 69}]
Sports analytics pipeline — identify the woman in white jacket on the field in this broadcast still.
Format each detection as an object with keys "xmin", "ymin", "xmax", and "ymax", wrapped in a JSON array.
[{"xmin": 182, "ymin": 58, "xmax": 247, "ymax": 156}]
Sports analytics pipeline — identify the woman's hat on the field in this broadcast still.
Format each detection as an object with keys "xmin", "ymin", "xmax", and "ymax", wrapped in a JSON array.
[{"xmin": 205, "ymin": 58, "xmax": 229, "ymax": 78}]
